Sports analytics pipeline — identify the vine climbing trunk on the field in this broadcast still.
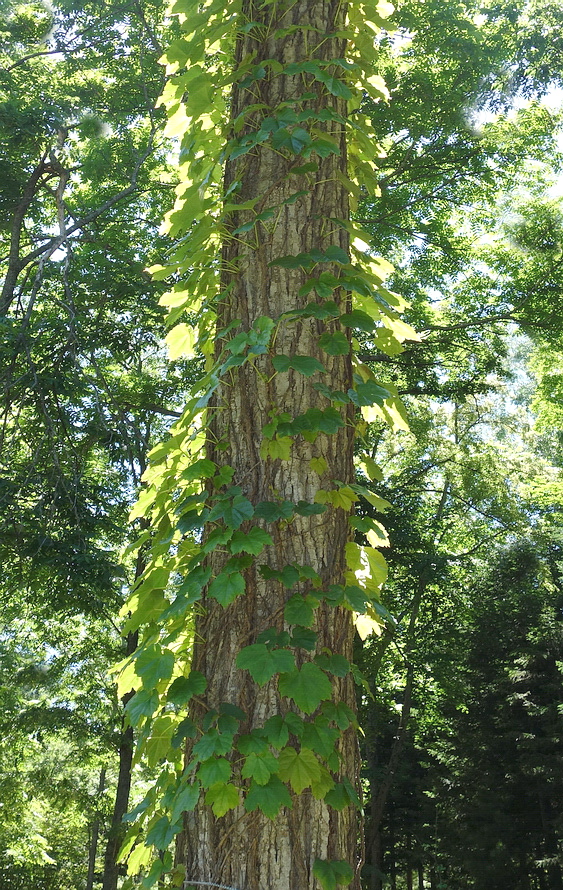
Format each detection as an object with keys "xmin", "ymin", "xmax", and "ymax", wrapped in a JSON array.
[
  {"xmin": 175, "ymin": 1, "xmax": 361, "ymax": 888},
  {"xmin": 119, "ymin": 0, "xmax": 404, "ymax": 885}
]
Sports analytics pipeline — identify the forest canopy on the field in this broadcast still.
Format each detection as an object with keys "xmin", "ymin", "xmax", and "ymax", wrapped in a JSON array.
[{"xmin": 1, "ymin": 1, "xmax": 563, "ymax": 889}]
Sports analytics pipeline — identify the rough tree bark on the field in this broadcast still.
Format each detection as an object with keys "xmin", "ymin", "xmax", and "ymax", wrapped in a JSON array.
[{"xmin": 175, "ymin": 1, "xmax": 362, "ymax": 888}]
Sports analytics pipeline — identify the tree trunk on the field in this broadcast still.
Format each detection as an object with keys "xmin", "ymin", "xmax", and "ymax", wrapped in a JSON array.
[
  {"xmin": 418, "ymin": 862, "xmax": 424, "ymax": 890},
  {"xmin": 103, "ymin": 520, "xmax": 148, "ymax": 890},
  {"xmin": 102, "ymin": 630, "xmax": 139, "ymax": 890},
  {"xmin": 86, "ymin": 767, "xmax": 106, "ymax": 890},
  {"xmin": 175, "ymin": 2, "xmax": 361, "ymax": 889}
]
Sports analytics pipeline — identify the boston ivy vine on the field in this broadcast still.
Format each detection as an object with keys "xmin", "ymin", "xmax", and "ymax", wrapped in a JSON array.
[{"xmin": 115, "ymin": 0, "xmax": 419, "ymax": 887}]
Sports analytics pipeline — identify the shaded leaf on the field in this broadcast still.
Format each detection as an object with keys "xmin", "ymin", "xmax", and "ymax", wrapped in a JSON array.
[
  {"xmin": 278, "ymin": 662, "xmax": 333, "ymax": 713},
  {"xmin": 236, "ymin": 644, "xmax": 295, "ymax": 686},
  {"xmin": 244, "ymin": 776, "xmax": 293, "ymax": 819}
]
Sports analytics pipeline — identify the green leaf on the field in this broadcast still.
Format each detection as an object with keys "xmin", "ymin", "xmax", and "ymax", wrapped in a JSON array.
[
  {"xmin": 278, "ymin": 662, "xmax": 333, "ymax": 713},
  {"xmin": 278, "ymin": 746, "xmax": 321, "ymax": 793},
  {"xmin": 259, "ymin": 564, "xmax": 300, "ymax": 587},
  {"xmin": 244, "ymin": 776, "xmax": 293, "ymax": 819},
  {"xmin": 294, "ymin": 500, "xmax": 327, "ymax": 516},
  {"xmin": 315, "ymin": 71, "xmax": 353, "ymax": 99},
  {"xmin": 145, "ymin": 816, "xmax": 179, "ymax": 851},
  {"xmin": 262, "ymin": 714, "xmax": 289, "ymax": 749},
  {"xmin": 176, "ymin": 566, "xmax": 212, "ymax": 604},
  {"xmin": 299, "ymin": 273, "xmax": 339, "ymax": 299},
  {"xmin": 339, "ymin": 309, "xmax": 376, "ymax": 331},
  {"xmin": 290, "ymin": 161, "xmax": 319, "ymax": 175},
  {"xmin": 341, "ymin": 775, "xmax": 361, "ymax": 807},
  {"xmin": 260, "ymin": 435, "xmax": 293, "ymax": 460},
  {"xmin": 291, "ymin": 300, "xmax": 340, "ymax": 319},
  {"xmin": 223, "ymin": 555, "xmax": 253, "ymax": 573},
  {"xmin": 177, "ymin": 509, "xmax": 206, "ymax": 534},
  {"xmin": 272, "ymin": 353, "xmax": 326, "ymax": 376},
  {"xmin": 277, "ymin": 407, "xmax": 344, "ymax": 437},
  {"xmin": 223, "ymin": 494, "xmax": 254, "ymax": 528},
  {"xmin": 237, "ymin": 733, "xmax": 270, "ymax": 756},
  {"xmin": 207, "ymin": 489, "xmax": 253, "ymax": 526},
  {"xmin": 230, "ymin": 527, "xmax": 273, "ymax": 555},
  {"xmin": 271, "ymin": 354, "xmax": 291, "ymax": 373},
  {"xmin": 312, "ymin": 136, "xmax": 340, "ymax": 157},
  {"xmin": 301, "ymin": 719, "xmax": 339, "ymax": 758},
  {"xmin": 272, "ymin": 126, "xmax": 312, "ymax": 154},
  {"xmin": 323, "ymin": 245, "xmax": 349, "ymax": 264},
  {"xmin": 284, "ymin": 594, "xmax": 319, "ymax": 626},
  {"xmin": 290, "ymin": 355, "xmax": 326, "ymax": 376},
  {"xmin": 125, "ymin": 689, "xmax": 160, "ymax": 724},
  {"xmin": 324, "ymin": 583, "xmax": 369, "ymax": 611},
  {"xmin": 269, "ymin": 247, "xmax": 346, "ymax": 270},
  {"xmin": 181, "ymin": 458, "xmax": 216, "ymax": 482},
  {"xmin": 232, "ymin": 208, "xmax": 275, "ymax": 235},
  {"xmin": 218, "ymin": 714, "xmax": 239, "ymax": 735},
  {"xmin": 254, "ymin": 500, "xmax": 294, "ymax": 521},
  {"xmin": 321, "ymin": 701, "xmax": 356, "ymax": 730},
  {"xmin": 219, "ymin": 702, "xmax": 247, "ymax": 720},
  {"xmin": 201, "ymin": 527, "xmax": 233, "ymax": 556},
  {"xmin": 141, "ymin": 856, "xmax": 168, "ymax": 888},
  {"xmin": 290, "ymin": 626, "xmax": 318, "ymax": 650},
  {"xmin": 170, "ymin": 782, "xmax": 200, "ymax": 822},
  {"xmin": 256, "ymin": 627, "xmax": 291, "ymax": 647},
  {"xmin": 164, "ymin": 322, "xmax": 197, "ymax": 362},
  {"xmin": 167, "ymin": 671, "xmax": 207, "ymax": 706},
  {"xmin": 348, "ymin": 380, "xmax": 389, "ymax": 407},
  {"xmin": 310, "ymin": 456, "xmax": 328, "ymax": 474},
  {"xmin": 284, "ymin": 60, "xmax": 322, "ymax": 76},
  {"xmin": 324, "ymin": 783, "xmax": 352, "ymax": 811},
  {"xmin": 284, "ymin": 712, "xmax": 304, "ymax": 737},
  {"xmin": 349, "ymin": 515, "xmax": 384, "ymax": 535},
  {"xmin": 171, "ymin": 716, "xmax": 197, "ymax": 748},
  {"xmin": 238, "ymin": 63, "xmax": 266, "ymax": 89},
  {"xmin": 311, "ymin": 764, "xmax": 335, "ymax": 799},
  {"xmin": 192, "ymin": 729, "xmax": 234, "ymax": 761},
  {"xmin": 208, "ymin": 571, "xmax": 245, "ymax": 606},
  {"xmin": 144, "ymin": 715, "xmax": 177, "ymax": 766},
  {"xmin": 197, "ymin": 757, "xmax": 231, "ymax": 788},
  {"xmin": 315, "ymin": 653, "xmax": 350, "ymax": 677},
  {"xmin": 269, "ymin": 253, "xmax": 312, "ymax": 269},
  {"xmin": 236, "ymin": 644, "xmax": 295, "ymax": 686},
  {"xmin": 241, "ymin": 751, "xmax": 278, "ymax": 785},
  {"xmin": 134, "ymin": 645, "xmax": 175, "ymax": 687},
  {"xmin": 318, "ymin": 331, "xmax": 349, "ymax": 355},
  {"xmin": 204, "ymin": 782, "xmax": 240, "ymax": 817},
  {"xmin": 313, "ymin": 859, "xmax": 354, "ymax": 890}
]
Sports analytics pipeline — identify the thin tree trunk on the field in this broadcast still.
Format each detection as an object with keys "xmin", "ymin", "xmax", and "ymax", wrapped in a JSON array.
[
  {"xmin": 102, "ymin": 526, "xmax": 148, "ymax": 890},
  {"xmin": 0, "ymin": 152, "xmax": 48, "ymax": 315},
  {"xmin": 390, "ymin": 819, "xmax": 397, "ymax": 890},
  {"xmin": 370, "ymin": 823, "xmax": 382, "ymax": 890},
  {"xmin": 175, "ymin": 2, "xmax": 361, "ymax": 889},
  {"xmin": 101, "ymin": 633, "xmax": 138, "ymax": 890},
  {"xmin": 86, "ymin": 767, "xmax": 106, "ymax": 890},
  {"xmin": 366, "ymin": 569, "xmax": 430, "ymax": 868}
]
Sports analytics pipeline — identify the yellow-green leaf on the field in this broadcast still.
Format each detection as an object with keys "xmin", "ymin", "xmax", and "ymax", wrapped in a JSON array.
[{"xmin": 165, "ymin": 323, "xmax": 197, "ymax": 360}]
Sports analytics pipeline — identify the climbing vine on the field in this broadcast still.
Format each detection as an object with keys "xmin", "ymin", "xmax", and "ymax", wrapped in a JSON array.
[{"xmin": 115, "ymin": 0, "xmax": 418, "ymax": 886}]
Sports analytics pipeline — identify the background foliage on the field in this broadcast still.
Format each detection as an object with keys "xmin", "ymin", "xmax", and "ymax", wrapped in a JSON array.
[{"xmin": 1, "ymin": 0, "xmax": 563, "ymax": 887}]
